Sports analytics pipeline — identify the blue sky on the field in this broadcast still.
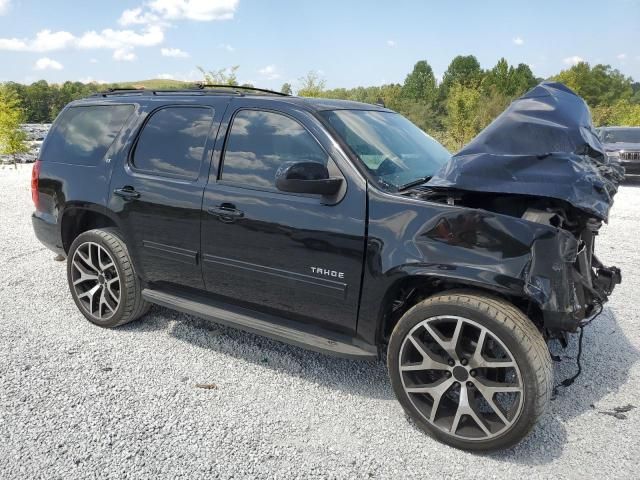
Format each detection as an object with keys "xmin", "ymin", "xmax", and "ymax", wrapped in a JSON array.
[{"xmin": 0, "ymin": 0, "xmax": 638, "ymax": 89}]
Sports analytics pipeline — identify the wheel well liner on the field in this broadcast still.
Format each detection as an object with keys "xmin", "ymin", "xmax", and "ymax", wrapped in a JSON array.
[
  {"xmin": 61, "ymin": 208, "xmax": 118, "ymax": 253},
  {"xmin": 377, "ymin": 275, "xmax": 542, "ymax": 345}
]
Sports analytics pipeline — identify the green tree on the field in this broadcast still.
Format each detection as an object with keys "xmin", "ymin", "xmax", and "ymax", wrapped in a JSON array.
[
  {"xmin": 510, "ymin": 64, "xmax": 537, "ymax": 96},
  {"xmin": 23, "ymin": 80, "xmax": 53, "ymax": 123},
  {"xmin": 446, "ymin": 82, "xmax": 481, "ymax": 150},
  {"xmin": 198, "ymin": 65, "xmax": 239, "ymax": 86},
  {"xmin": 297, "ymin": 71, "xmax": 326, "ymax": 97},
  {"xmin": 553, "ymin": 62, "xmax": 632, "ymax": 107},
  {"xmin": 440, "ymin": 55, "xmax": 482, "ymax": 94},
  {"xmin": 476, "ymin": 87, "xmax": 511, "ymax": 130},
  {"xmin": 50, "ymin": 81, "xmax": 100, "ymax": 120},
  {"xmin": 402, "ymin": 60, "xmax": 437, "ymax": 104},
  {"xmin": 0, "ymin": 85, "xmax": 29, "ymax": 168},
  {"xmin": 482, "ymin": 58, "xmax": 511, "ymax": 96},
  {"xmin": 436, "ymin": 55, "xmax": 484, "ymax": 118},
  {"xmin": 378, "ymin": 83, "xmax": 404, "ymax": 110},
  {"xmin": 280, "ymin": 82, "xmax": 293, "ymax": 95},
  {"xmin": 592, "ymin": 100, "xmax": 640, "ymax": 126}
]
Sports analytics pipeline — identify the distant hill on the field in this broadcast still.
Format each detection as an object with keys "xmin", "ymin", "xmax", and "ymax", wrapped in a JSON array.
[{"xmin": 106, "ymin": 78, "xmax": 193, "ymax": 89}]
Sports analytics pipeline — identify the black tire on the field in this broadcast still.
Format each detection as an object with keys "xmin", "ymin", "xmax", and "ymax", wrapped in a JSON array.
[
  {"xmin": 67, "ymin": 228, "xmax": 149, "ymax": 328},
  {"xmin": 387, "ymin": 290, "xmax": 552, "ymax": 452}
]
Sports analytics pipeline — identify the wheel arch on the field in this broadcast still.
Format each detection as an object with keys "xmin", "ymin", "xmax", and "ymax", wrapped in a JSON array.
[
  {"xmin": 376, "ymin": 273, "xmax": 543, "ymax": 346},
  {"xmin": 60, "ymin": 205, "xmax": 123, "ymax": 253}
]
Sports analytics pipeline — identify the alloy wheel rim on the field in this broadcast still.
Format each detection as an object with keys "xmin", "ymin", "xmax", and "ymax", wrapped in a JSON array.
[
  {"xmin": 398, "ymin": 315, "xmax": 524, "ymax": 441},
  {"xmin": 71, "ymin": 242, "xmax": 121, "ymax": 321}
]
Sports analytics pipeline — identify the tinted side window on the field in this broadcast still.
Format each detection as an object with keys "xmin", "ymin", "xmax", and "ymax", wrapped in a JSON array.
[
  {"xmin": 41, "ymin": 105, "xmax": 134, "ymax": 165},
  {"xmin": 221, "ymin": 110, "xmax": 327, "ymax": 190},
  {"xmin": 133, "ymin": 107, "xmax": 214, "ymax": 179}
]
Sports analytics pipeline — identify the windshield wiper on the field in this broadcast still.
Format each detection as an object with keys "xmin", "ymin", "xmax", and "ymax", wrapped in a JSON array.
[{"xmin": 397, "ymin": 176, "xmax": 432, "ymax": 191}]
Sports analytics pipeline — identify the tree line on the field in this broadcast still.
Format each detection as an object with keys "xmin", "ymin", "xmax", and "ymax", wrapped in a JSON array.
[
  {"xmin": 293, "ymin": 57, "xmax": 640, "ymax": 150},
  {"xmin": 1, "ymin": 55, "xmax": 639, "ymax": 154}
]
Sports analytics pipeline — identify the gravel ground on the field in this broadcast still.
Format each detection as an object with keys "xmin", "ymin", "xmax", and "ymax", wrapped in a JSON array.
[{"xmin": 1, "ymin": 164, "xmax": 638, "ymax": 479}]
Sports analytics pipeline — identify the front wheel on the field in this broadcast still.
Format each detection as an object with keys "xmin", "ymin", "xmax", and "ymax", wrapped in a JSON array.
[{"xmin": 387, "ymin": 291, "xmax": 552, "ymax": 451}]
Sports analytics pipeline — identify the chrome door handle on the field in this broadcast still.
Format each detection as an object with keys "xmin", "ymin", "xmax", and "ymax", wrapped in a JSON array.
[
  {"xmin": 208, "ymin": 204, "xmax": 244, "ymax": 222},
  {"xmin": 113, "ymin": 186, "xmax": 140, "ymax": 200}
]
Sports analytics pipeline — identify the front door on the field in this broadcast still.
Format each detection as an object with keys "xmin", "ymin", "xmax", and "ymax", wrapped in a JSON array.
[
  {"xmin": 109, "ymin": 101, "xmax": 227, "ymax": 289},
  {"xmin": 201, "ymin": 100, "xmax": 366, "ymax": 332}
]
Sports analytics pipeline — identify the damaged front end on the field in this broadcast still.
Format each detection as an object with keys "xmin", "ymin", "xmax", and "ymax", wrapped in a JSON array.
[{"xmin": 417, "ymin": 82, "xmax": 623, "ymax": 334}]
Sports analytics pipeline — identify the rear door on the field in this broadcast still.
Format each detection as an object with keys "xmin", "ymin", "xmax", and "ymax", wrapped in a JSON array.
[
  {"xmin": 108, "ymin": 98, "xmax": 229, "ymax": 289},
  {"xmin": 201, "ymin": 98, "xmax": 367, "ymax": 333}
]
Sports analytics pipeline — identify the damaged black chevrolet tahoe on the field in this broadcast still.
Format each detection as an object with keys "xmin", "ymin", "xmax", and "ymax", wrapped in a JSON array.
[{"xmin": 32, "ymin": 82, "xmax": 622, "ymax": 451}]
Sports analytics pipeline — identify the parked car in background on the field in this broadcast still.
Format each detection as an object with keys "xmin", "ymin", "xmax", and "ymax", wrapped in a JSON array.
[{"xmin": 597, "ymin": 126, "xmax": 640, "ymax": 178}]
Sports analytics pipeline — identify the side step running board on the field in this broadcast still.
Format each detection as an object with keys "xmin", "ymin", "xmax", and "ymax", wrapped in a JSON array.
[{"xmin": 142, "ymin": 288, "xmax": 378, "ymax": 360}]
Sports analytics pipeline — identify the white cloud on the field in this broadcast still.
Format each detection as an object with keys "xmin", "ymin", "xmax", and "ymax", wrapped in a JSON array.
[
  {"xmin": 148, "ymin": 0, "xmax": 239, "ymax": 21},
  {"xmin": 157, "ymin": 73, "xmax": 175, "ymax": 79},
  {"xmin": 386, "ymin": 40, "xmax": 396, "ymax": 47},
  {"xmin": 32, "ymin": 30, "xmax": 76, "ymax": 51},
  {"xmin": 0, "ymin": 0, "xmax": 10, "ymax": 15},
  {"xmin": 89, "ymin": 58, "xmax": 98, "ymax": 63},
  {"xmin": 118, "ymin": 7, "xmax": 161, "ymax": 26},
  {"xmin": 0, "ymin": 29, "xmax": 75, "ymax": 52},
  {"xmin": 617, "ymin": 53, "xmax": 627, "ymax": 60},
  {"xmin": 0, "ymin": 26, "xmax": 163, "ymax": 53},
  {"xmin": 0, "ymin": 37, "xmax": 27, "ymax": 50},
  {"xmin": 218, "ymin": 43, "xmax": 235, "ymax": 52},
  {"xmin": 34, "ymin": 57, "xmax": 63, "ymax": 71},
  {"xmin": 258, "ymin": 64, "xmax": 280, "ymax": 80},
  {"xmin": 0, "ymin": 0, "xmax": 238, "ymax": 61},
  {"xmin": 113, "ymin": 48, "xmax": 136, "ymax": 61},
  {"xmin": 78, "ymin": 26, "xmax": 164, "ymax": 49},
  {"xmin": 161, "ymin": 47, "xmax": 189, "ymax": 57},
  {"xmin": 563, "ymin": 55, "xmax": 584, "ymax": 66},
  {"xmin": 513, "ymin": 36, "xmax": 524, "ymax": 46}
]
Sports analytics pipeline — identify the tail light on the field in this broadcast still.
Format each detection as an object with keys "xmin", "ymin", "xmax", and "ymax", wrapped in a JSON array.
[{"xmin": 31, "ymin": 160, "xmax": 41, "ymax": 209}]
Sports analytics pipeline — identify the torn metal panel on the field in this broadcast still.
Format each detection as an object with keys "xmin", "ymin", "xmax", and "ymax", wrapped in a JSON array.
[{"xmin": 427, "ymin": 82, "xmax": 624, "ymax": 221}]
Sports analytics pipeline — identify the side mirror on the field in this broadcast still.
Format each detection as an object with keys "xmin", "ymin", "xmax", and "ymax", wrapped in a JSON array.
[{"xmin": 275, "ymin": 161, "xmax": 343, "ymax": 195}]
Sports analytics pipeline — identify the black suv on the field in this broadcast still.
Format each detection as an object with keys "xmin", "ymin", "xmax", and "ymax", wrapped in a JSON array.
[{"xmin": 32, "ymin": 83, "xmax": 621, "ymax": 451}]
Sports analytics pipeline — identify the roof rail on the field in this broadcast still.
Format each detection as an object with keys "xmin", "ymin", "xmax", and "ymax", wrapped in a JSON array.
[
  {"xmin": 107, "ymin": 87, "xmax": 145, "ymax": 92},
  {"xmin": 92, "ymin": 84, "xmax": 290, "ymax": 98},
  {"xmin": 194, "ymin": 83, "xmax": 290, "ymax": 96},
  {"xmin": 92, "ymin": 88, "xmax": 150, "ymax": 98}
]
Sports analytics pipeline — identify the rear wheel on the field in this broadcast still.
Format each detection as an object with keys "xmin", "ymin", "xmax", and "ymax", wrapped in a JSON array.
[
  {"xmin": 387, "ymin": 291, "xmax": 552, "ymax": 451},
  {"xmin": 67, "ymin": 228, "xmax": 149, "ymax": 328}
]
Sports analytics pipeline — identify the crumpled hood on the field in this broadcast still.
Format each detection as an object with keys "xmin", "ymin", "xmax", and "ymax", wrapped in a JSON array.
[{"xmin": 427, "ymin": 82, "xmax": 624, "ymax": 221}]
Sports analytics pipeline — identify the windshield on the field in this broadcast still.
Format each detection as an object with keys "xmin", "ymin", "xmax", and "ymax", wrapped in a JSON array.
[
  {"xmin": 600, "ymin": 128, "xmax": 640, "ymax": 144},
  {"xmin": 320, "ymin": 110, "xmax": 450, "ymax": 190}
]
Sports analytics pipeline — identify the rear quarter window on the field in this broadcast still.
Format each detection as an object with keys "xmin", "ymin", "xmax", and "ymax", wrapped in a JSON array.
[
  {"xmin": 131, "ymin": 106, "xmax": 214, "ymax": 180},
  {"xmin": 41, "ymin": 104, "xmax": 134, "ymax": 165}
]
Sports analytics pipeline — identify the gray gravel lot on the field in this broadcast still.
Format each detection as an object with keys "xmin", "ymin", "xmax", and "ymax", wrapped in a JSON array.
[{"xmin": 1, "ymin": 164, "xmax": 639, "ymax": 479}]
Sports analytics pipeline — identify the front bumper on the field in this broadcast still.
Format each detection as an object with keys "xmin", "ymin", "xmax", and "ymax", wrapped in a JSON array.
[
  {"xmin": 621, "ymin": 160, "xmax": 640, "ymax": 177},
  {"xmin": 526, "ymin": 228, "xmax": 621, "ymax": 332}
]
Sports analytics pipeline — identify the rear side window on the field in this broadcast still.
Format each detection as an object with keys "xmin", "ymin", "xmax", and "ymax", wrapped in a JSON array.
[
  {"xmin": 41, "ymin": 105, "xmax": 134, "ymax": 165},
  {"xmin": 132, "ymin": 107, "xmax": 214, "ymax": 180},
  {"xmin": 221, "ymin": 110, "xmax": 328, "ymax": 190}
]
